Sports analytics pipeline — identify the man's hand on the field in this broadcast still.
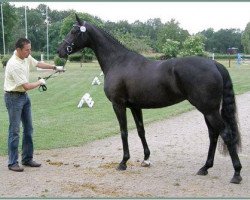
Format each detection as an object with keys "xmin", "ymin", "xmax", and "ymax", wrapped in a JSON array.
[
  {"xmin": 54, "ymin": 66, "xmax": 65, "ymax": 72},
  {"xmin": 38, "ymin": 78, "xmax": 46, "ymax": 85}
]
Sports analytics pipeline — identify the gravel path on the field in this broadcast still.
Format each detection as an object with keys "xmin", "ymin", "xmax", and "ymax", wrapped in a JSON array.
[{"xmin": 0, "ymin": 92, "xmax": 249, "ymax": 198}]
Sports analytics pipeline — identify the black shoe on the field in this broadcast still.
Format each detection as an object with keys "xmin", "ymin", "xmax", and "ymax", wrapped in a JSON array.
[
  {"xmin": 22, "ymin": 160, "xmax": 41, "ymax": 167},
  {"xmin": 8, "ymin": 164, "xmax": 24, "ymax": 172}
]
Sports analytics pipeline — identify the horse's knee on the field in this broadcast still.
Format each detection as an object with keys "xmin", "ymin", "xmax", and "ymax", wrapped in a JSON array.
[
  {"xmin": 121, "ymin": 131, "xmax": 128, "ymax": 140},
  {"xmin": 138, "ymin": 129, "xmax": 145, "ymax": 139}
]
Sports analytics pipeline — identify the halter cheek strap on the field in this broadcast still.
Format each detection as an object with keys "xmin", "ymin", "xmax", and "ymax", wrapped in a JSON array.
[{"xmin": 65, "ymin": 22, "xmax": 86, "ymax": 54}]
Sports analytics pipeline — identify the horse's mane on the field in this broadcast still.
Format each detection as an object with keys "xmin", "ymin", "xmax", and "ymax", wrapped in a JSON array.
[{"xmin": 91, "ymin": 22, "xmax": 139, "ymax": 55}]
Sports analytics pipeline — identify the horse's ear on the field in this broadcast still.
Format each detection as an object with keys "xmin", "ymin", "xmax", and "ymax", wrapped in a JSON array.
[{"xmin": 75, "ymin": 13, "xmax": 82, "ymax": 25}]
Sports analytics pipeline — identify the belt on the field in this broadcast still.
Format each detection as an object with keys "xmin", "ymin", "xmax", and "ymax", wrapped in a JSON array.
[{"xmin": 5, "ymin": 91, "xmax": 27, "ymax": 95}]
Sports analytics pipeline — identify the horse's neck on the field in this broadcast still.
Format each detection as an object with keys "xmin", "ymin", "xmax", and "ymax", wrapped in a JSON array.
[{"xmin": 88, "ymin": 26, "xmax": 131, "ymax": 74}]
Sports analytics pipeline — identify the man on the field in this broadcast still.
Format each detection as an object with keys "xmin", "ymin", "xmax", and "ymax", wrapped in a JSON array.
[{"xmin": 4, "ymin": 38, "xmax": 63, "ymax": 172}]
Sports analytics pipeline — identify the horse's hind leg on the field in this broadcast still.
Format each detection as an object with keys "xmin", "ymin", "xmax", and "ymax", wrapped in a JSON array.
[
  {"xmin": 220, "ymin": 128, "xmax": 242, "ymax": 184},
  {"xmin": 130, "ymin": 107, "xmax": 151, "ymax": 167},
  {"xmin": 198, "ymin": 111, "xmax": 242, "ymax": 184},
  {"xmin": 197, "ymin": 113, "xmax": 220, "ymax": 176},
  {"xmin": 112, "ymin": 103, "xmax": 130, "ymax": 170}
]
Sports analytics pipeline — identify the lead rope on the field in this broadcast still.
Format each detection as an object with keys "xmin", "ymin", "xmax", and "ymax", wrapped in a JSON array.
[{"xmin": 38, "ymin": 59, "xmax": 67, "ymax": 92}]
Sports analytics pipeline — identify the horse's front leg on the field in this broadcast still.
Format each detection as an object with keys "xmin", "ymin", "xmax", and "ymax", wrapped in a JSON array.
[
  {"xmin": 130, "ymin": 107, "xmax": 151, "ymax": 167},
  {"xmin": 112, "ymin": 103, "xmax": 130, "ymax": 170}
]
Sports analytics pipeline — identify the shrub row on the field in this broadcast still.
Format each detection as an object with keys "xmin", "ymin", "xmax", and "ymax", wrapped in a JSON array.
[{"xmin": 2, "ymin": 52, "xmax": 249, "ymax": 68}]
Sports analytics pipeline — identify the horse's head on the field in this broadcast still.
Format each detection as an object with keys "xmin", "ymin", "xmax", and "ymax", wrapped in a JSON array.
[{"xmin": 57, "ymin": 14, "xmax": 89, "ymax": 58}]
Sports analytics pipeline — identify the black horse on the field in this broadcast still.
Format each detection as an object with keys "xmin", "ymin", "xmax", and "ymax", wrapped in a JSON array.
[{"xmin": 57, "ymin": 14, "xmax": 242, "ymax": 184}]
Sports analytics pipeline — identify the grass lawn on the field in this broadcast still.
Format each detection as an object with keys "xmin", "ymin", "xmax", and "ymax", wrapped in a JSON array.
[{"xmin": 0, "ymin": 58, "xmax": 249, "ymax": 155}]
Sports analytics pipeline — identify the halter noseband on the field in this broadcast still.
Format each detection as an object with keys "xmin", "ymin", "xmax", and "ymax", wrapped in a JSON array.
[
  {"xmin": 64, "ymin": 39, "xmax": 74, "ymax": 54},
  {"xmin": 64, "ymin": 22, "xmax": 86, "ymax": 55}
]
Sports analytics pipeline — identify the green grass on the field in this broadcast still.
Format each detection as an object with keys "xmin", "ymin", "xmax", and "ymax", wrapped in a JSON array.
[{"xmin": 0, "ymin": 59, "xmax": 250, "ymax": 155}]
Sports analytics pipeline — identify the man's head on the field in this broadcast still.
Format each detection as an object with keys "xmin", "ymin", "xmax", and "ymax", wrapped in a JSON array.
[{"xmin": 15, "ymin": 38, "xmax": 32, "ymax": 59}]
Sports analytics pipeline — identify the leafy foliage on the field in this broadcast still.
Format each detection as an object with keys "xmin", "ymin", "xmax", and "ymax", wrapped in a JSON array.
[
  {"xmin": 0, "ymin": 3, "xmax": 17, "ymax": 53},
  {"xmin": 162, "ymin": 39, "xmax": 180, "ymax": 58},
  {"xmin": 113, "ymin": 31, "xmax": 152, "ymax": 53},
  {"xmin": 200, "ymin": 28, "xmax": 243, "ymax": 53},
  {"xmin": 242, "ymin": 22, "xmax": 250, "ymax": 54},
  {"xmin": 60, "ymin": 12, "xmax": 103, "ymax": 38},
  {"xmin": 82, "ymin": 48, "xmax": 94, "ymax": 62},
  {"xmin": 156, "ymin": 19, "xmax": 189, "ymax": 52},
  {"xmin": 180, "ymin": 34, "xmax": 206, "ymax": 57},
  {"xmin": 67, "ymin": 49, "xmax": 94, "ymax": 63},
  {"xmin": 54, "ymin": 55, "xmax": 67, "ymax": 66},
  {"xmin": 1, "ymin": 54, "xmax": 11, "ymax": 67}
]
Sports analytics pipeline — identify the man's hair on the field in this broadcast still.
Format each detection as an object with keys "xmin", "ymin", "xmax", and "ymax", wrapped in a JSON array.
[{"xmin": 15, "ymin": 38, "xmax": 31, "ymax": 49}]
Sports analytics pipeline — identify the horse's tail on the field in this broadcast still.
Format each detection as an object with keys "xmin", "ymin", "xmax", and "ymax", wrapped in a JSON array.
[{"xmin": 215, "ymin": 61, "xmax": 242, "ymax": 155}]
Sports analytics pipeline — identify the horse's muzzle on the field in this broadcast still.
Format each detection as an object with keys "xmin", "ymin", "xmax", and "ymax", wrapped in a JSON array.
[{"xmin": 57, "ymin": 49, "xmax": 68, "ymax": 59}]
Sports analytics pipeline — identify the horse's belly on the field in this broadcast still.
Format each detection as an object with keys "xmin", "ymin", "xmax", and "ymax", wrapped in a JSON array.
[{"xmin": 127, "ymin": 92, "xmax": 185, "ymax": 109}]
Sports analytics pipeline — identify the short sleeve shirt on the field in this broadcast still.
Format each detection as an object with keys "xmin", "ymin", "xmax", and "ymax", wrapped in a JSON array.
[{"xmin": 4, "ymin": 51, "xmax": 38, "ymax": 92}]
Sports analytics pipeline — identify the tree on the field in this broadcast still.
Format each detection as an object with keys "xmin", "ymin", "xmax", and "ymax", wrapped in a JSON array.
[
  {"xmin": 242, "ymin": 22, "xmax": 250, "ymax": 54},
  {"xmin": 130, "ymin": 18, "xmax": 163, "ymax": 51},
  {"xmin": 200, "ymin": 28, "xmax": 216, "ymax": 52},
  {"xmin": 60, "ymin": 12, "xmax": 103, "ymax": 38},
  {"xmin": 180, "ymin": 34, "xmax": 206, "ymax": 57},
  {"xmin": 156, "ymin": 18, "xmax": 189, "ymax": 52},
  {"xmin": 27, "ymin": 8, "xmax": 47, "ymax": 52},
  {"xmin": 214, "ymin": 29, "xmax": 243, "ymax": 53},
  {"xmin": 200, "ymin": 28, "xmax": 243, "ymax": 54},
  {"xmin": 0, "ymin": 2, "xmax": 17, "ymax": 54},
  {"xmin": 113, "ymin": 30, "xmax": 152, "ymax": 53},
  {"xmin": 49, "ymin": 21, "xmax": 62, "ymax": 55}
]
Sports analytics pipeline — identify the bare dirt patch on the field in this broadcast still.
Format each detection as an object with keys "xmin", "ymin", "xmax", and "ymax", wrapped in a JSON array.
[{"xmin": 0, "ymin": 92, "xmax": 249, "ymax": 198}]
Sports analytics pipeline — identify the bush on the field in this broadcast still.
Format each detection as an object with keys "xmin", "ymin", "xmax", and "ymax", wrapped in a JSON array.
[
  {"xmin": 68, "ymin": 53, "xmax": 82, "ymax": 62},
  {"xmin": 82, "ymin": 48, "xmax": 94, "ymax": 62},
  {"xmin": 66, "ymin": 48, "xmax": 95, "ymax": 63},
  {"xmin": 180, "ymin": 34, "xmax": 206, "ymax": 57},
  {"xmin": 1, "ymin": 54, "xmax": 11, "ymax": 68},
  {"xmin": 208, "ymin": 53, "xmax": 241, "ymax": 59},
  {"xmin": 161, "ymin": 39, "xmax": 180, "ymax": 59},
  {"xmin": 54, "ymin": 56, "xmax": 67, "ymax": 66},
  {"xmin": 31, "ymin": 51, "xmax": 43, "ymax": 60}
]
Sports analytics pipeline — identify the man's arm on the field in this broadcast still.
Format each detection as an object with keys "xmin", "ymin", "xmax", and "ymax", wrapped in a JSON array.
[
  {"xmin": 22, "ymin": 79, "xmax": 46, "ymax": 91},
  {"xmin": 36, "ymin": 62, "xmax": 64, "ymax": 72},
  {"xmin": 36, "ymin": 61, "xmax": 56, "ymax": 70}
]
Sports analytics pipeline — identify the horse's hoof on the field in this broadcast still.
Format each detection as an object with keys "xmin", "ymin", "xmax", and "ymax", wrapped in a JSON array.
[
  {"xmin": 196, "ymin": 169, "xmax": 208, "ymax": 176},
  {"xmin": 116, "ymin": 163, "xmax": 127, "ymax": 171},
  {"xmin": 141, "ymin": 160, "xmax": 151, "ymax": 167},
  {"xmin": 230, "ymin": 175, "xmax": 242, "ymax": 184}
]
